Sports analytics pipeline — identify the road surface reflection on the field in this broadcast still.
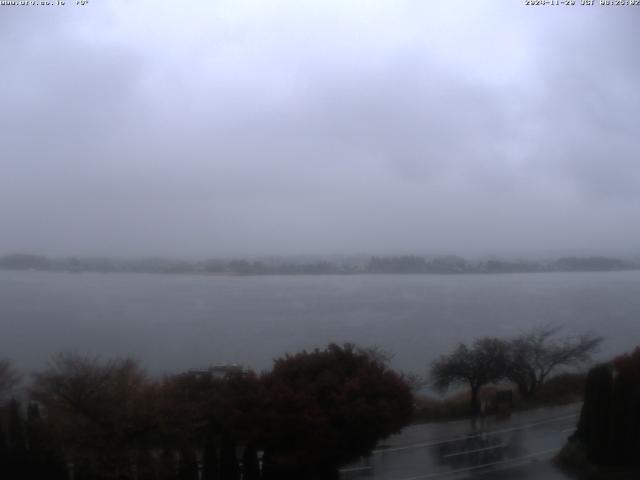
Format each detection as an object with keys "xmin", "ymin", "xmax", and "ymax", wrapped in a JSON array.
[{"xmin": 340, "ymin": 404, "xmax": 580, "ymax": 480}]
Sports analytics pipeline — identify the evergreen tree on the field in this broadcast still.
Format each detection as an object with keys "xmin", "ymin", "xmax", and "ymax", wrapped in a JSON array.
[
  {"xmin": 0, "ymin": 422, "xmax": 9, "ymax": 471},
  {"xmin": 178, "ymin": 447, "xmax": 198, "ymax": 480},
  {"xmin": 8, "ymin": 399, "xmax": 26, "ymax": 455},
  {"xmin": 241, "ymin": 444, "xmax": 260, "ymax": 480},
  {"xmin": 4, "ymin": 399, "xmax": 27, "ymax": 480},
  {"xmin": 219, "ymin": 433, "xmax": 239, "ymax": 480},
  {"xmin": 134, "ymin": 447, "xmax": 156, "ymax": 480},
  {"xmin": 259, "ymin": 450, "xmax": 274, "ymax": 480},
  {"xmin": 159, "ymin": 449, "xmax": 179, "ymax": 480},
  {"xmin": 202, "ymin": 431, "xmax": 219, "ymax": 480}
]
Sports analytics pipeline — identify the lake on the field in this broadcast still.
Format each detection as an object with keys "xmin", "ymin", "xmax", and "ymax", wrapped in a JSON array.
[{"xmin": 1, "ymin": 270, "xmax": 638, "ymax": 376}]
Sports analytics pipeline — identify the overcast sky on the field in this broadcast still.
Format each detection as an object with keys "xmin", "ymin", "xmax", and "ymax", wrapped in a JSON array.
[{"xmin": 1, "ymin": 1, "xmax": 639, "ymax": 258}]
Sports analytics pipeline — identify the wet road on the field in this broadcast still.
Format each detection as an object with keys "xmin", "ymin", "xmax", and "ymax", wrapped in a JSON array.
[{"xmin": 340, "ymin": 404, "xmax": 580, "ymax": 480}]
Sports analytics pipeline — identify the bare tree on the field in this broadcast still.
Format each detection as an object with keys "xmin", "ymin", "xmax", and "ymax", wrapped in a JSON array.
[
  {"xmin": 357, "ymin": 345, "xmax": 395, "ymax": 366},
  {"xmin": 404, "ymin": 372, "xmax": 428, "ymax": 394},
  {"xmin": 507, "ymin": 325, "xmax": 603, "ymax": 399},
  {"xmin": 30, "ymin": 353, "xmax": 158, "ymax": 477},
  {"xmin": 0, "ymin": 359, "xmax": 21, "ymax": 400},
  {"xmin": 431, "ymin": 338, "xmax": 510, "ymax": 414}
]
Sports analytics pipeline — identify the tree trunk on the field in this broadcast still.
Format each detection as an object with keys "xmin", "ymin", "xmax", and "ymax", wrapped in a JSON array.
[
  {"xmin": 241, "ymin": 445, "xmax": 260, "ymax": 480},
  {"xmin": 529, "ymin": 373, "xmax": 540, "ymax": 398},
  {"xmin": 219, "ymin": 434, "xmax": 239, "ymax": 480},
  {"xmin": 516, "ymin": 380, "xmax": 529, "ymax": 400},
  {"xmin": 515, "ymin": 372, "xmax": 537, "ymax": 400},
  {"xmin": 202, "ymin": 432, "xmax": 219, "ymax": 480},
  {"xmin": 577, "ymin": 364, "xmax": 613, "ymax": 465},
  {"xmin": 470, "ymin": 385, "xmax": 480, "ymax": 415}
]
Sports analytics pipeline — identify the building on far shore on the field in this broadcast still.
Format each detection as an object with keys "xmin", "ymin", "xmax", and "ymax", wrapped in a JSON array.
[{"xmin": 187, "ymin": 364, "xmax": 244, "ymax": 379}]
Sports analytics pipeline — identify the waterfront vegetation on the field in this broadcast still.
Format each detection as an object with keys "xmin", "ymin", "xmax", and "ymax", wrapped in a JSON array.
[
  {"xmin": 557, "ymin": 346, "xmax": 640, "ymax": 477},
  {"xmin": 414, "ymin": 372, "xmax": 587, "ymax": 423},
  {"xmin": 1, "ymin": 253, "xmax": 638, "ymax": 276},
  {"xmin": 430, "ymin": 326, "xmax": 601, "ymax": 414},
  {"xmin": 0, "ymin": 344, "xmax": 413, "ymax": 480},
  {"xmin": 0, "ymin": 330, "xmax": 620, "ymax": 479}
]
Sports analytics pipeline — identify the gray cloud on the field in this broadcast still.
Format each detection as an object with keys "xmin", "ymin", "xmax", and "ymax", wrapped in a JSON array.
[{"xmin": 1, "ymin": 1, "xmax": 639, "ymax": 257}]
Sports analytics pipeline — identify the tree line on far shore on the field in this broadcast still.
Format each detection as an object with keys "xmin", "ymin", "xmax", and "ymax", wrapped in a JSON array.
[{"xmin": 1, "ymin": 253, "xmax": 637, "ymax": 276}]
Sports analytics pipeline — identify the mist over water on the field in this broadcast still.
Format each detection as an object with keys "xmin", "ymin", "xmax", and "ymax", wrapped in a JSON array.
[
  {"xmin": 2, "ymin": 5, "xmax": 639, "ymax": 365},
  {"xmin": 2, "ymin": 269, "xmax": 638, "ymax": 376},
  {"xmin": 2, "ymin": 3, "xmax": 639, "ymax": 479},
  {"xmin": 2, "ymin": 2, "xmax": 640, "ymax": 259}
]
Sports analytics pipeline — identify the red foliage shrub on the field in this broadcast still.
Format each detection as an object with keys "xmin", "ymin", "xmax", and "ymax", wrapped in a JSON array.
[{"xmin": 613, "ymin": 347, "xmax": 640, "ymax": 382}]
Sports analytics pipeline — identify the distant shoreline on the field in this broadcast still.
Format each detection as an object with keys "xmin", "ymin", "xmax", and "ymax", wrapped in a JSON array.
[{"xmin": 1, "ymin": 253, "xmax": 638, "ymax": 277}]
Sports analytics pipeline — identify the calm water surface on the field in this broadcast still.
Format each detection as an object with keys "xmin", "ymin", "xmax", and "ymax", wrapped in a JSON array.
[{"xmin": 1, "ymin": 270, "xmax": 638, "ymax": 375}]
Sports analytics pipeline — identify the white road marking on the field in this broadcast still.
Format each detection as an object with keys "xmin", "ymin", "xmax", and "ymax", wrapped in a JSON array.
[
  {"xmin": 391, "ymin": 448, "xmax": 558, "ymax": 480},
  {"xmin": 339, "ymin": 465, "xmax": 373, "ymax": 473},
  {"xmin": 442, "ymin": 443, "xmax": 507, "ymax": 458},
  {"xmin": 372, "ymin": 413, "xmax": 577, "ymax": 455}
]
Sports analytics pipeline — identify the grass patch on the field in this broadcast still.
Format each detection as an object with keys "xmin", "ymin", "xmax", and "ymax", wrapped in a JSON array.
[
  {"xmin": 413, "ymin": 391, "xmax": 473, "ymax": 423},
  {"xmin": 413, "ymin": 372, "xmax": 586, "ymax": 424},
  {"xmin": 521, "ymin": 372, "xmax": 585, "ymax": 408}
]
